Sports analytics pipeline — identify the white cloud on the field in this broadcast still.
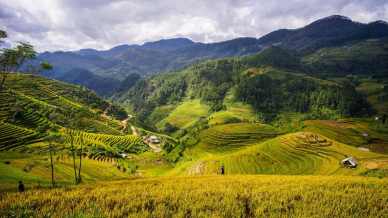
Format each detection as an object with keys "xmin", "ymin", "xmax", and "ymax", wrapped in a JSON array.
[{"xmin": 0, "ymin": 0, "xmax": 387, "ymax": 51}]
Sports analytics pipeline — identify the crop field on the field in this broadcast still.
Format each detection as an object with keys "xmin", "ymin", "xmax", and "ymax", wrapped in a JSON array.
[
  {"xmin": 1, "ymin": 175, "xmax": 387, "ymax": 218},
  {"xmin": 159, "ymin": 99, "xmax": 209, "ymax": 129},
  {"xmin": 198, "ymin": 123, "xmax": 279, "ymax": 152},
  {"xmin": 61, "ymin": 129, "xmax": 147, "ymax": 157},
  {"xmin": 0, "ymin": 152, "xmax": 130, "ymax": 192},
  {"xmin": 208, "ymin": 102, "xmax": 257, "ymax": 126},
  {"xmin": 175, "ymin": 130, "xmax": 388, "ymax": 176},
  {"xmin": 1, "ymin": 74, "xmax": 123, "ymax": 132},
  {"xmin": 0, "ymin": 122, "xmax": 41, "ymax": 151},
  {"xmin": 303, "ymin": 119, "xmax": 388, "ymax": 153}
]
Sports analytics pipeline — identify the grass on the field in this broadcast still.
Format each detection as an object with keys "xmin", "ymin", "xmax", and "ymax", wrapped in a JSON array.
[
  {"xmin": 198, "ymin": 123, "xmax": 279, "ymax": 152},
  {"xmin": 303, "ymin": 119, "xmax": 388, "ymax": 154},
  {"xmin": 172, "ymin": 130, "xmax": 388, "ymax": 176},
  {"xmin": 0, "ymin": 152, "xmax": 131, "ymax": 192},
  {"xmin": 356, "ymin": 79, "xmax": 388, "ymax": 114},
  {"xmin": 159, "ymin": 99, "xmax": 209, "ymax": 129},
  {"xmin": 208, "ymin": 102, "xmax": 257, "ymax": 126},
  {"xmin": 0, "ymin": 175, "xmax": 387, "ymax": 217}
]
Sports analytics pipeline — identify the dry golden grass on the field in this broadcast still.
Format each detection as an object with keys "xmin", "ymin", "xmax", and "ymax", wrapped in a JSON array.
[{"xmin": 1, "ymin": 175, "xmax": 387, "ymax": 218}]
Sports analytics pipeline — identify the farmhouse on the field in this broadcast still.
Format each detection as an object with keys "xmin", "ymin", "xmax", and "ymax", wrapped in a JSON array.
[
  {"xmin": 119, "ymin": 152, "xmax": 128, "ymax": 158},
  {"xmin": 341, "ymin": 157, "xmax": 358, "ymax": 168},
  {"xmin": 149, "ymin": 135, "xmax": 160, "ymax": 144}
]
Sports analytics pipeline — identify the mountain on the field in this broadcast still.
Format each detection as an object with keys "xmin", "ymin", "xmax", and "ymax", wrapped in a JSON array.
[
  {"xmin": 118, "ymin": 47, "xmax": 372, "ymax": 128},
  {"xmin": 35, "ymin": 15, "xmax": 388, "ymax": 95},
  {"xmin": 303, "ymin": 38, "xmax": 388, "ymax": 76},
  {"xmin": 0, "ymin": 73, "xmax": 146, "ymax": 152},
  {"xmin": 142, "ymin": 38, "xmax": 195, "ymax": 51},
  {"xmin": 258, "ymin": 15, "xmax": 388, "ymax": 52},
  {"xmin": 56, "ymin": 68, "xmax": 120, "ymax": 96}
]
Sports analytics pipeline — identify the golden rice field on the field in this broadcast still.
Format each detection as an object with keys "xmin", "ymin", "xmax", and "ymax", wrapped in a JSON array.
[{"xmin": 0, "ymin": 175, "xmax": 387, "ymax": 218}]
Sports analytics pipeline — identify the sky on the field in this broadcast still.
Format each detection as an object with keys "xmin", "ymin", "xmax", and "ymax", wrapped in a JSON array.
[{"xmin": 0, "ymin": 0, "xmax": 387, "ymax": 52}]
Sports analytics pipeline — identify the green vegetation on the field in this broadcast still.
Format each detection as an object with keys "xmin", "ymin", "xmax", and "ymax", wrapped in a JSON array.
[
  {"xmin": 303, "ymin": 38, "xmax": 388, "ymax": 76},
  {"xmin": 2, "ymin": 20, "xmax": 388, "ymax": 217},
  {"xmin": 0, "ymin": 152, "xmax": 131, "ymax": 192},
  {"xmin": 0, "ymin": 73, "xmax": 157, "ymax": 187},
  {"xmin": 158, "ymin": 99, "xmax": 209, "ymax": 129}
]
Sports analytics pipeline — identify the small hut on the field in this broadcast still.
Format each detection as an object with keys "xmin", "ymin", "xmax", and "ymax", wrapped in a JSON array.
[
  {"xmin": 341, "ymin": 157, "xmax": 358, "ymax": 168},
  {"xmin": 149, "ymin": 135, "xmax": 160, "ymax": 144}
]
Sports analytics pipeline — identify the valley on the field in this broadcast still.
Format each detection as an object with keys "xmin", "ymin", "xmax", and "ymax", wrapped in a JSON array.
[{"xmin": 1, "ymin": 13, "xmax": 388, "ymax": 217}]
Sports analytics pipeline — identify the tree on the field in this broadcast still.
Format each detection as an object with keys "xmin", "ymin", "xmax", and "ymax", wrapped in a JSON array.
[
  {"xmin": 44, "ymin": 132, "xmax": 63, "ymax": 188},
  {"xmin": 0, "ymin": 30, "xmax": 6, "ymax": 43},
  {"xmin": 26, "ymin": 61, "xmax": 53, "ymax": 75},
  {"xmin": 66, "ymin": 110, "xmax": 84, "ymax": 184},
  {"xmin": 77, "ymin": 137, "xmax": 84, "ymax": 184},
  {"xmin": 0, "ymin": 42, "xmax": 37, "ymax": 89}
]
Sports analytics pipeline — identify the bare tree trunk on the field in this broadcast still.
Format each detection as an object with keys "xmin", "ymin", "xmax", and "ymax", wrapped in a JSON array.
[
  {"xmin": 70, "ymin": 134, "xmax": 77, "ymax": 184},
  {"xmin": 0, "ymin": 73, "xmax": 7, "ymax": 90},
  {"xmin": 77, "ymin": 143, "xmax": 82, "ymax": 183},
  {"xmin": 49, "ymin": 144, "xmax": 55, "ymax": 188}
]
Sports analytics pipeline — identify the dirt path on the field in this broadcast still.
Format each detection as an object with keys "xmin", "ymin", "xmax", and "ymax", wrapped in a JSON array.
[
  {"xmin": 121, "ymin": 118, "xmax": 129, "ymax": 133},
  {"xmin": 130, "ymin": 125, "xmax": 162, "ymax": 152},
  {"xmin": 148, "ymin": 142, "xmax": 162, "ymax": 153},
  {"xmin": 131, "ymin": 125, "xmax": 139, "ymax": 136}
]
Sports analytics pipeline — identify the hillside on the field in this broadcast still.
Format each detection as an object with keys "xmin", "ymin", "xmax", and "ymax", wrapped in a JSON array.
[
  {"xmin": 173, "ymin": 131, "xmax": 387, "ymax": 176},
  {"xmin": 115, "ymin": 39, "xmax": 388, "ymax": 177},
  {"xmin": 119, "ymin": 51, "xmax": 372, "ymax": 129},
  {"xmin": 34, "ymin": 15, "xmax": 388, "ymax": 94},
  {"xmin": 0, "ymin": 74, "xmax": 166, "ymax": 186},
  {"xmin": 3, "ymin": 0, "xmax": 388, "ymax": 216},
  {"xmin": 258, "ymin": 15, "xmax": 388, "ymax": 52},
  {"xmin": 1, "ymin": 175, "xmax": 387, "ymax": 217},
  {"xmin": 303, "ymin": 38, "xmax": 388, "ymax": 76}
]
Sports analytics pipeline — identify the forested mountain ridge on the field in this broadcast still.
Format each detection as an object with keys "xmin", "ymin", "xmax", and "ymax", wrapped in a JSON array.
[
  {"xmin": 117, "ymin": 43, "xmax": 379, "ymax": 131},
  {"xmin": 34, "ymin": 15, "xmax": 388, "ymax": 94}
]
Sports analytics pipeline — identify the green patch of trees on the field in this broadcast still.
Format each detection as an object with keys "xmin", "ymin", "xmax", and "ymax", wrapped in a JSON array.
[
  {"xmin": 236, "ymin": 73, "xmax": 371, "ymax": 121},
  {"xmin": 0, "ymin": 29, "xmax": 53, "ymax": 90}
]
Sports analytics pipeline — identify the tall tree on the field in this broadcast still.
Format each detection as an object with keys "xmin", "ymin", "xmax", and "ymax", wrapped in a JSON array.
[
  {"xmin": 66, "ymin": 110, "xmax": 84, "ymax": 184},
  {"xmin": 0, "ymin": 30, "xmax": 6, "ymax": 43},
  {"xmin": 0, "ymin": 42, "xmax": 37, "ymax": 89},
  {"xmin": 44, "ymin": 132, "xmax": 63, "ymax": 188}
]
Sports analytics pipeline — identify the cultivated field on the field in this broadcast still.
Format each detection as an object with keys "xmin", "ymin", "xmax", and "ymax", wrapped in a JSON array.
[{"xmin": 0, "ymin": 175, "xmax": 387, "ymax": 217}]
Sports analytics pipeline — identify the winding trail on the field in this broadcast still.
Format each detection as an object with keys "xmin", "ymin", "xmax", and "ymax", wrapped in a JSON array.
[{"xmin": 130, "ymin": 125, "xmax": 162, "ymax": 152}]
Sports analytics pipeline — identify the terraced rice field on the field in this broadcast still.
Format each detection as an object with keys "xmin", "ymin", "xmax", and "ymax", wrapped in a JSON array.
[
  {"xmin": 0, "ymin": 90, "xmax": 16, "ymax": 121},
  {"xmin": 199, "ymin": 123, "xmax": 279, "ymax": 151},
  {"xmin": 183, "ymin": 131, "xmax": 387, "ymax": 176},
  {"xmin": 1, "ymin": 175, "xmax": 387, "ymax": 217},
  {"xmin": 62, "ymin": 129, "xmax": 147, "ymax": 158},
  {"xmin": 0, "ymin": 74, "xmax": 127, "ymax": 154},
  {"xmin": 0, "ymin": 122, "xmax": 41, "ymax": 151},
  {"xmin": 160, "ymin": 99, "xmax": 209, "ymax": 129},
  {"xmin": 0, "ymin": 152, "xmax": 130, "ymax": 192},
  {"xmin": 304, "ymin": 119, "xmax": 388, "ymax": 153}
]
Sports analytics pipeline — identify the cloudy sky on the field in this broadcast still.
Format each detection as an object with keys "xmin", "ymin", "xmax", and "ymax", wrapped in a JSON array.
[{"xmin": 1, "ymin": 0, "xmax": 387, "ymax": 52}]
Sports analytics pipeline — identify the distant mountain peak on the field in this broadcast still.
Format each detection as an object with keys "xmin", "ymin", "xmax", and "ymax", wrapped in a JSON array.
[
  {"xmin": 318, "ymin": 15, "xmax": 352, "ymax": 22},
  {"xmin": 369, "ymin": 20, "xmax": 388, "ymax": 26},
  {"xmin": 143, "ymin": 37, "xmax": 194, "ymax": 45},
  {"xmin": 142, "ymin": 37, "xmax": 195, "ymax": 51}
]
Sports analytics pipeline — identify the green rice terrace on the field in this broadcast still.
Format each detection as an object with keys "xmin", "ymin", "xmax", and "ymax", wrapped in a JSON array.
[{"xmin": 2, "ymin": 13, "xmax": 388, "ymax": 217}]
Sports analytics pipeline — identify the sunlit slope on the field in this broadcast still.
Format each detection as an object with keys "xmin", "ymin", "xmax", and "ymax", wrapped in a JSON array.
[
  {"xmin": 0, "ymin": 74, "xmax": 139, "ymax": 152},
  {"xmin": 0, "ymin": 152, "xmax": 130, "ymax": 192},
  {"xmin": 183, "ymin": 132, "xmax": 387, "ymax": 175},
  {"xmin": 304, "ymin": 119, "xmax": 388, "ymax": 154},
  {"xmin": 198, "ymin": 123, "xmax": 279, "ymax": 152},
  {"xmin": 1, "ymin": 74, "xmax": 124, "ymax": 134},
  {"xmin": 156, "ymin": 99, "xmax": 209, "ymax": 129},
  {"xmin": 1, "ymin": 175, "xmax": 387, "ymax": 217}
]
